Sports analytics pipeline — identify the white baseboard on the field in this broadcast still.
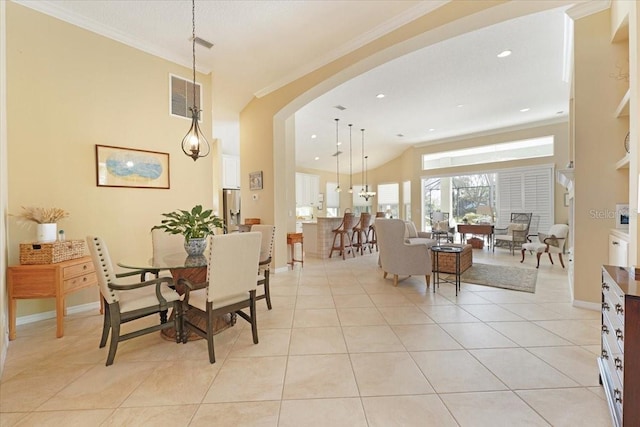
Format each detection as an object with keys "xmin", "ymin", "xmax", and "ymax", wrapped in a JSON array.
[
  {"xmin": 15, "ymin": 301, "xmax": 101, "ymax": 326},
  {"xmin": 572, "ymin": 299, "xmax": 600, "ymax": 311}
]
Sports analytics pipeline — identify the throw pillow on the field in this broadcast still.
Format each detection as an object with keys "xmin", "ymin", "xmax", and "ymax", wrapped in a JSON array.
[
  {"xmin": 507, "ymin": 222, "xmax": 527, "ymax": 235},
  {"xmin": 434, "ymin": 220, "xmax": 449, "ymax": 232},
  {"xmin": 404, "ymin": 221, "xmax": 418, "ymax": 238},
  {"xmin": 545, "ymin": 234, "xmax": 560, "ymax": 247}
]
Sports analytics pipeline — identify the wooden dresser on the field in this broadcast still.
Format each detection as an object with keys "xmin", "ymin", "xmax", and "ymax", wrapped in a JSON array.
[
  {"xmin": 599, "ymin": 266, "xmax": 640, "ymax": 427},
  {"xmin": 7, "ymin": 256, "xmax": 98, "ymax": 339}
]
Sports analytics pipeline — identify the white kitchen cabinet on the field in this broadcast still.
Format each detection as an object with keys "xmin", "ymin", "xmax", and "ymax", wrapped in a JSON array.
[
  {"xmin": 608, "ymin": 231, "xmax": 629, "ymax": 267},
  {"xmin": 222, "ymin": 155, "xmax": 240, "ymax": 189},
  {"xmin": 296, "ymin": 173, "xmax": 320, "ymax": 207}
]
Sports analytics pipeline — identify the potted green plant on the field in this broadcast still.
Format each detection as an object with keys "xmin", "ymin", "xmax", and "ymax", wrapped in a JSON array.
[{"xmin": 151, "ymin": 205, "xmax": 225, "ymax": 256}]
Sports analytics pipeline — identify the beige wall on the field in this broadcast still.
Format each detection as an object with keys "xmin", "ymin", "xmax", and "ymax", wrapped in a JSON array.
[
  {"xmin": 1, "ymin": 0, "xmax": 9, "ymax": 372},
  {"xmin": 5, "ymin": 3, "xmax": 216, "ymax": 317},
  {"xmin": 573, "ymin": 9, "xmax": 631, "ymax": 304}
]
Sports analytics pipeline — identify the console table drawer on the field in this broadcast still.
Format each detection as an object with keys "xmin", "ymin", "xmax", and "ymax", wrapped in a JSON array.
[
  {"xmin": 63, "ymin": 260, "xmax": 95, "ymax": 279},
  {"xmin": 64, "ymin": 272, "xmax": 97, "ymax": 293}
]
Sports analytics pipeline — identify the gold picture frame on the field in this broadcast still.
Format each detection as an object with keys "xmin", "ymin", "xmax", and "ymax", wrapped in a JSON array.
[
  {"xmin": 95, "ymin": 145, "xmax": 170, "ymax": 189},
  {"xmin": 249, "ymin": 171, "xmax": 263, "ymax": 190}
]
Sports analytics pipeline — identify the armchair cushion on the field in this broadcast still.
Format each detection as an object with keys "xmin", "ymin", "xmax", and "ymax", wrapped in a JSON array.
[{"xmin": 506, "ymin": 222, "xmax": 528, "ymax": 235}]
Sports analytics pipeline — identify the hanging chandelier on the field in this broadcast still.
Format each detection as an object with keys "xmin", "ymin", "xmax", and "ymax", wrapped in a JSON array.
[
  {"xmin": 358, "ymin": 128, "xmax": 376, "ymax": 201},
  {"xmin": 334, "ymin": 118, "xmax": 341, "ymax": 192},
  {"xmin": 181, "ymin": 0, "xmax": 210, "ymax": 161}
]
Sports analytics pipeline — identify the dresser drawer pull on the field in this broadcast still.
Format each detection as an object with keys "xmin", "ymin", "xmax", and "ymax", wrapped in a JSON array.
[
  {"xmin": 601, "ymin": 349, "xmax": 609, "ymax": 359},
  {"xmin": 615, "ymin": 329, "xmax": 623, "ymax": 341},
  {"xmin": 602, "ymin": 325, "xmax": 609, "ymax": 334},
  {"xmin": 83, "ymin": 265, "xmax": 88, "ymax": 270},
  {"xmin": 602, "ymin": 282, "xmax": 609, "ymax": 291},
  {"xmin": 614, "ymin": 357, "xmax": 623, "ymax": 371},
  {"xmin": 602, "ymin": 302, "xmax": 610, "ymax": 311},
  {"xmin": 614, "ymin": 389, "xmax": 622, "ymax": 404},
  {"xmin": 83, "ymin": 277, "xmax": 87, "ymax": 282},
  {"xmin": 615, "ymin": 303, "xmax": 623, "ymax": 315}
]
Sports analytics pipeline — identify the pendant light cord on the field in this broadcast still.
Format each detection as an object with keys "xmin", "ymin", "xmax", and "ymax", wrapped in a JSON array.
[{"xmin": 191, "ymin": 0, "xmax": 197, "ymax": 112}]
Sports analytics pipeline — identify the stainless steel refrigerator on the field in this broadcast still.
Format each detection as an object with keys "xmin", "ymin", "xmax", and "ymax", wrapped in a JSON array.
[{"xmin": 222, "ymin": 188, "xmax": 241, "ymax": 233}]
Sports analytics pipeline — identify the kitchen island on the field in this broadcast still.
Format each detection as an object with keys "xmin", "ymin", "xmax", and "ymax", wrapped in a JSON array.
[{"xmin": 301, "ymin": 217, "xmax": 344, "ymax": 258}]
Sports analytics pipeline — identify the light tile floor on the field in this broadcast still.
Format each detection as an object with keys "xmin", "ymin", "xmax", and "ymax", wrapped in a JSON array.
[{"xmin": 1, "ymin": 248, "xmax": 613, "ymax": 426}]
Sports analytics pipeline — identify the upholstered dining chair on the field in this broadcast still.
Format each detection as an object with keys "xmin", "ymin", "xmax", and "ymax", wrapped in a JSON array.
[
  {"xmin": 251, "ymin": 224, "xmax": 275, "ymax": 310},
  {"xmin": 179, "ymin": 232, "xmax": 262, "ymax": 363},
  {"xmin": 86, "ymin": 236, "xmax": 183, "ymax": 366},
  {"xmin": 329, "ymin": 210, "xmax": 356, "ymax": 259},
  {"xmin": 352, "ymin": 212, "xmax": 372, "ymax": 255},
  {"xmin": 375, "ymin": 218, "xmax": 432, "ymax": 289},
  {"xmin": 520, "ymin": 223, "xmax": 569, "ymax": 268}
]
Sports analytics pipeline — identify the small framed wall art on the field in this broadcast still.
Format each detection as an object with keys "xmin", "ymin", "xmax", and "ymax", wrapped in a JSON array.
[
  {"xmin": 249, "ymin": 171, "xmax": 263, "ymax": 190},
  {"xmin": 616, "ymin": 203, "xmax": 629, "ymax": 229}
]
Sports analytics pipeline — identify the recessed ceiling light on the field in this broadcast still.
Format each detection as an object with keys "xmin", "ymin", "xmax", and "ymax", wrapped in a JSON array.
[
  {"xmin": 456, "ymin": 104, "xmax": 464, "ymax": 108},
  {"xmin": 497, "ymin": 50, "xmax": 512, "ymax": 58},
  {"xmin": 311, "ymin": 134, "xmax": 317, "ymax": 139},
  {"xmin": 520, "ymin": 108, "xmax": 530, "ymax": 112},
  {"xmin": 376, "ymin": 93, "xmax": 385, "ymax": 99},
  {"xmin": 429, "ymin": 128, "xmax": 435, "ymax": 132},
  {"xmin": 337, "ymin": 142, "xmax": 342, "ymax": 146},
  {"xmin": 314, "ymin": 156, "xmax": 320, "ymax": 160}
]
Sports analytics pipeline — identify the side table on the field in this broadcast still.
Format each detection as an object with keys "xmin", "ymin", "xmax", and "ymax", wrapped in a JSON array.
[
  {"xmin": 431, "ymin": 245, "xmax": 463, "ymax": 296},
  {"xmin": 7, "ymin": 256, "xmax": 98, "ymax": 339},
  {"xmin": 286, "ymin": 232, "xmax": 304, "ymax": 267}
]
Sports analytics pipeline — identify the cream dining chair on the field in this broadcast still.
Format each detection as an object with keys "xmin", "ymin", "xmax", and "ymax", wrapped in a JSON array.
[
  {"xmin": 251, "ymin": 224, "xmax": 275, "ymax": 310},
  {"xmin": 87, "ymin": 235, "xmax": 183, "ymax": 366},
  {"xmin": 179, "ymin": 232, "xmax": 262, "ymax": 363}
]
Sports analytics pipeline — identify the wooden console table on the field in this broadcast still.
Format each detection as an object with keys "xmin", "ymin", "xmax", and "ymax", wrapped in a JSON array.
[
  {"xmin": 7, "ymin": 256, "xmax": 98, "ymax": 340},
  {"xmin": 457, "ymin": 223, "xmax": 494, "ymax": 249}
]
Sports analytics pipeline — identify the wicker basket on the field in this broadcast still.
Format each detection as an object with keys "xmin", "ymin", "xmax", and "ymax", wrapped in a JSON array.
[
  {"xmin": 467, "ymin": 237, "xmax": 484, "ymax": 249},
  {"xmin": 19, "ymin": 240, "xmax": 86, "ymax": 265}
]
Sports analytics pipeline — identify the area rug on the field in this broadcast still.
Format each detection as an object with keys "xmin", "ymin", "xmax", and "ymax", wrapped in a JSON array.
[{"xmin": 445, "ymin": 263, "xmax": 538, "ymax": 293}]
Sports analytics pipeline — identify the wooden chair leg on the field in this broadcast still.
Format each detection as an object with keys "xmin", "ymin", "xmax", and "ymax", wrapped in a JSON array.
[
  {"xmin": 106, "ymin": 309, "xmax": 121, "ymax": 366},
  {"xmin": 264, "ymin": 270, "xmax": 272, "ymax": 310},
  {"xmin": 558, "ymin": 253, "xmax": 565, "ymax": 268},
  {"xmin": 520, "ymin": 249, "xmax": 526, "ymax": 263},
  {"xmin": 99, "ymin": 300, "xmax": 110, "ymax": 348},
  {"xmin": 548, "ymin": 252, "xmax": 554, "ymax": 265},
  {"xmin": 383, "ymin": 271, "xmax": 388, "ymax": 279},
  {"xmin": 535, "ymin": 252, "xmax": 542, "ymax": 268},
  {"xmin": 250, "ymin": 291, "xmax": 259, "ymax": 344},
  {"xmin": 393, "ymin": 274, "xmax": 399, "ymax": 287},
  {"xmin": 425, "ymin": 275, "xmax": 430, "ymax": 288},
  {"xmin": 207, "ymin": 304, "xmax": 216, "ymax": 364}
]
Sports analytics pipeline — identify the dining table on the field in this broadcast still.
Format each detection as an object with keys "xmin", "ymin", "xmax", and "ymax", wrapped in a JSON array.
[{"xmin": 118, "ymin": 252, "xmax": 234, "ymax": 341}]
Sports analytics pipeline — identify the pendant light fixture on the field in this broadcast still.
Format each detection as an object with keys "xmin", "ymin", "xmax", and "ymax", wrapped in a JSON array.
[
  {"xmin": 181, "ymin": 0, "xmax": 210, "ymax": 161},
  {"xmin": 335, "ymin": 118, "xmax": 341, "ymax": 192},
  {"xmin": 359, "ymin": 128, "xmax": 376, "ymax": 201},
  {"xmin": 348, "ymin": 123, "xmax": 353, "ymax": 193}
]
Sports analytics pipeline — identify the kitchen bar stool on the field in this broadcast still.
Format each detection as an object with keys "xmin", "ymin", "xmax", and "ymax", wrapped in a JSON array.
[{"xmin": 286, "ymin": 232, "xmax": 304, "ymax": 267}]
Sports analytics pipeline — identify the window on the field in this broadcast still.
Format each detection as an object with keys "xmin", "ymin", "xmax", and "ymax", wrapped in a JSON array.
[
  {"xmin": 403, "ymin": 180, "xmax": 411, "ymax": 221},
  {"xmin": 170, "ymin": 74, "xmax": 202, "ymax": 119},
  {"xmin": 326, "ymin": 182, "xmax": 340, "ymax": 217},
  {"xmin": 422, "ymin": 136, "xmax": 554, "ymax": 170},
  {"xmin": 378, "ymin": 183, "xmax": 399, "ymax": 219}
]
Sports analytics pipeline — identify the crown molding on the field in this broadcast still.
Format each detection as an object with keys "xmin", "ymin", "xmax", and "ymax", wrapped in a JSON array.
[
  {"xmin": 566, "ymin": 0, "xmax": 611, "ymax": 20},
  {"xmin": 13, "ymin": 0, "xmax": 211, "ymax": 74},
  {"xmin": 253, "ymin": 1, "xmax": 448, "ymax": 98}
]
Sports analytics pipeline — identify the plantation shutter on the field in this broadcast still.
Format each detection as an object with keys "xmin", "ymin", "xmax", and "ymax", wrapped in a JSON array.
[
  {"xmin": 496, "ymin": 165, "xmax": 553, "ymax": 232},
  {"xmin": 377, "ymin": 183, "xmax": 399, "ymax": 205}
]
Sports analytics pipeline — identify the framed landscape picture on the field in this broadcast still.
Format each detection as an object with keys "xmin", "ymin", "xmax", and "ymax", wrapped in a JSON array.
[
  {"xmin": 616, "ymin": 203, "xmax": 629, "ymax": 229},
  {"xmin": 95, "ymin": 145, "xmax": 170, "ymax": 189}
]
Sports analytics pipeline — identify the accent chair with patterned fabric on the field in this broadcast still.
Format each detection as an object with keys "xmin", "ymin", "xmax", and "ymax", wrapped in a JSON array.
[{"xmin": 520, "ymin": 223, "xmax": 569, "ymax": 268}]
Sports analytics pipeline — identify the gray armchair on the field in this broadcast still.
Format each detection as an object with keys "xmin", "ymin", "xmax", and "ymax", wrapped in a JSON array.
[
  {"xmin": 375, "ymin": 218, "xmax": 433, "ymax": 289},
  {"xmin": 494, "ymin": 212, "xmax": 532, "ymax": 255}
]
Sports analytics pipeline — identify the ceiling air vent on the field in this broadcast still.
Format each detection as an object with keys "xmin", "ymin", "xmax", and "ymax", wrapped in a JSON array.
[
  {"xmin": 334, "ymin": 105, "xmax": 347, "ymax": 111},
  {"xmin": 194, "ymin": 37, "xmax": 214, "ymax": 49},
  {"xmin": 332, "ymin": 151, "xmax": 343, "ymax": 156}
]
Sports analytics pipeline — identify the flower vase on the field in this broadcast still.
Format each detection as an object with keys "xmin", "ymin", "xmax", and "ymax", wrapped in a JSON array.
[{"xmin": 36, "ymin": 223, "xmax": 57, "ymax": 242}]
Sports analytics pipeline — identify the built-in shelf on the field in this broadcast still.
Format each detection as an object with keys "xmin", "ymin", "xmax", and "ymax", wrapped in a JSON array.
[
  {"xmin": 615, "ymin": 88, "xmax": 630, "ymax": 117},
  {"xmin": 616, "ymin": 154, "xmax": 630, "ymax": 169}
]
